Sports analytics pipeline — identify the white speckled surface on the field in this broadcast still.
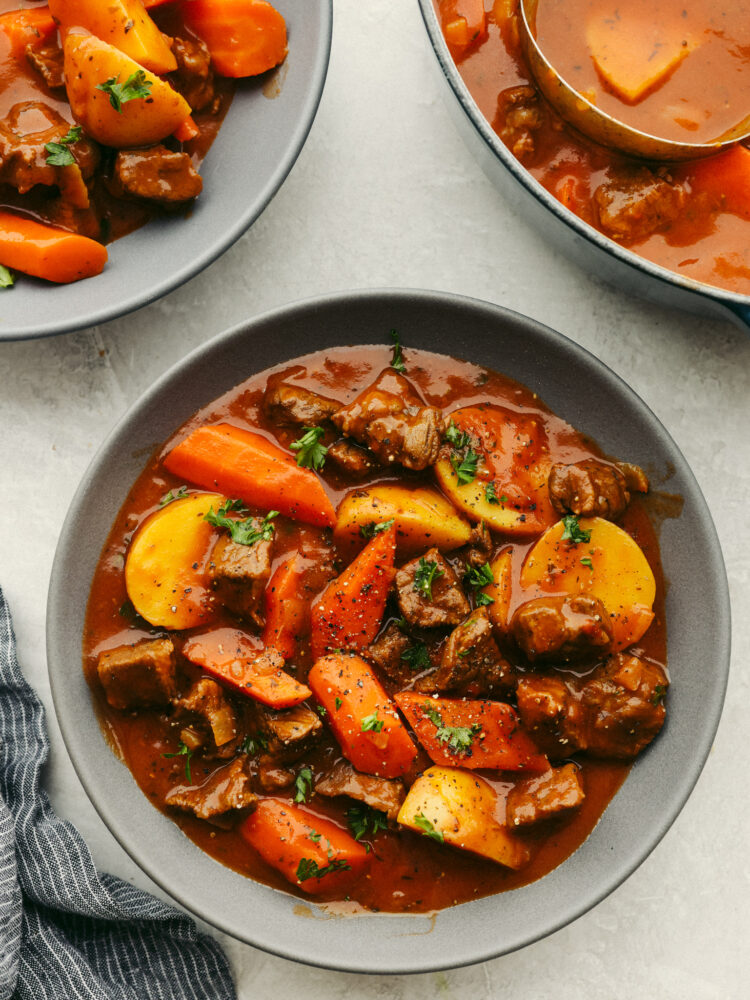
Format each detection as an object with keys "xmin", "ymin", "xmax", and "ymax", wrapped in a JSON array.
[{"xmin": 1, "ymin": 1, "xmax": 748, "ymax": 995}]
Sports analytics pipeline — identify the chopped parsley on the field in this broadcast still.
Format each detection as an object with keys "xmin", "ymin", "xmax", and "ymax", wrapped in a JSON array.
[
  {"xmin": 464, "ymin": 562, "xmax": 494, "ymax": 607},
  {"xmin": 290, "ymin": 425, "xmax": 327, "ymax": 470},
  {"xmin": 315, "ymin": 703, "xmax": 327, "ymax": 718},
  {"xmin": 450, "ymin": 447, "xmax": 479, "ymax": 486},
  {"xmin": 651, "ymin": 684, "xmax": 668, "ymax": 706},
  {"xmin": 241, "ymin": 733, "xmax": 268, "ymax": 756},
  {"xmin": 413, "ymin": 557, "xmax": 444, "ymax": 601},
  {"xmin": 359, "ymin": 518, "xmax": 394, "ymax": 540},
  {"xmin": 485, "ymin": 482, "xmax": 500, "ymax": 505},
  {"xmin": 296, "ymin": 857, "xmax": 351, "ymax": 882},
  {"xmin": 204, "ymin": 501, "xmax": 278, "ymax": 546},
  {"xmin": 561, "ymin": 514, "xmax": 592, "ymax": 544},
  {"xmin": 162, "ymin": 741, "xmax": 194, "ymax": 783},
  {"xmin": 159, "ymin": 485, "xmax": 189, "ymax": 507},
  {"xmin": 346, "ymin": 802, "xmax": 388, "ymax": 845},
  {"xmin": 293, "ymin": 766, "xmax": 313, "ymax": 804},
  {"xmin": 361, "ymin": 712, "xmax": 384, "ymax": 733},
  {"xmin": 423, "ymin": 704, "xmax": 480, "ymax": 754},
  {"xmin": 44, "ymin": 125, "xmax": 83, "ymax": 167},
  {"xmin": 444, "ymin": 421, "xmax": 470, "ymax": 449},
  {"xmin": 0, "ymin": 265, "xmax": 14, "ymax": 289},
  {"xmin": 335, "ymin": 696, "xmax": 342, "ymax": 710},
  {"xmin": 401, "ymin": 641, "xmax": 431, "ymax": 671},
  {"xmin": 413, "ymin": 813, "xmax": 444, "ymax": 843},
  {"xmin": 389, "ymin": 329, "xmax": 406, "ymax": 373},
  {"xmin": 307, "ymin": 829, "xmax": 322, "ymax": 844},
  {"xmin": 580, "ymin": 556, "xmax": 594, "ymax": 570},
  {"xmin": 97, "ymin": 70, "xmax": 152, "ymax": 112}
]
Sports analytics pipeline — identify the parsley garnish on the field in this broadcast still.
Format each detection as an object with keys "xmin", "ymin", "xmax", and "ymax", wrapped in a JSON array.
[
  {"xmin": 580, "ymin": 556, "xmax": 594, "ymax": 570},
  {"xmin": 464, "ymin": 562, "xmax": 494, "ymax": 607},
  {"xmin": 361, "ymin": 712, "xmax": 384, "ymax": 733},
  {"xmin": 307, "ymin": 829, "xmax": 322, "ymax": 843},
  {"xmin": 450, "ymin": 447, "xmax": 479, "ymax": 486},
  {"xmin": 413, "ymin": 813, "xmax": 444, "ymax": 843},
  {"xmin": 359, "ymin": 518, "xmax": 394, "ymax": 540},
  {"xmin": 444, "ymin": 421, "xmax": 470, "ymax": 449},
  {"xmin": 346, "ymin": 802, "xmax": 388, "ymax": 846},
  {"xmin": 423, "ymin": 704, "xmax": 480, "ymax": 754},
  {"xmin": 651, "ymin": 684, "xmax": 667, "ymax": 706},
  {"xmin": 389, "ymin": 329, "xmax": 406, "ymax": 373},
  {"xmin": 241, "ymin": 733, "xmax": 268, "ymax": 755},
  {"xmin": 162, "ymin": 741, "xmax": 194, "ymax": 783},
  {"xmin": 159, "ymin": 485, "xmax": 189, "ymax": 507},
  {"xmin": 485, "ymin": 482, "xmax": 500, "ymax": 505},
  {"xmin": 296, "ymin": 857, "xmax": 352, "ymax": 882},
  {"xmin": 204, "ymin": 502, "xmax": 278, "ymax": 546},
  {"xmin": 0, "ymin": 264, "xmax": 14, "ymax": 289},
  {"xmin": 401, "ymin": 641, "xmax": 431, "ymax": 671},
  {"xmin": 334, "ymin": 696, "xmax": 342, "ymax": 710},
  {"xmin": 290, "ymin": 426, "xmax": 328, "ymax": 470},
  {"xmin": 44, "ymin": 125, "xmax": 83, "ymax": 167},
  {"xmin": 315, "ymin": 703, "xmax": 327, "ymax": 718},
  {"xmin": 293, "ymin": 766, "xmax": 313, "ymax": 804},
  {"xmin": 413, "ymin": 557, "xmax": 444, "ymax": 601},
  {"xmin": 561, "ymin": 514, "xmax": 592, "ymax": 544},
  {"xmin": 97, "ymin": 70, "xmax": 152, "ymax": 112}
]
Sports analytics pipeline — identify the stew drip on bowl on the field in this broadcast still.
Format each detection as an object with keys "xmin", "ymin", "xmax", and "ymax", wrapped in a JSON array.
[{"xmin": 83, "ymin": 344, "xmax": 668, "ymax": 914}]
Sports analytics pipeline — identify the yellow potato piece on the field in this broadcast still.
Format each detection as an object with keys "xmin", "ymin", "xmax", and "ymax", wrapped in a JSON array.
[
  {"xmin": 586, "ymin": 13, "xmax": 697, "ymax": 103},
  {"xmin": 64, "ymin": 34, "xmax": 190, "ymax": 148},
  {"xmin": 334, "ymin": 484, "xmax": 472, "ymax": 555},
  {"xmin": 398, "ymin": 765, "xmax": 528, "ymax": 869},
  {"xmin": 483, "ymin": 547, "xmax": 513, "ymax": 632},
  {"xmin": 520, "ymin": 517, "xmax": 656, "ymax": 650},
  {"xmin": 125, "ymin": 492, "xmax": 224, "ymax": 629}
]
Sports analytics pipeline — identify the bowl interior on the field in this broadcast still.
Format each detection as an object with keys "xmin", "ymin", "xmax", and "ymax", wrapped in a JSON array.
[
  {"xmin": 47, "ymin": 289, "xmax": 730, "ymax": 973},
  {"xmin": 0, "ymin": 1, "xmax": 332, "ymax": 341}
]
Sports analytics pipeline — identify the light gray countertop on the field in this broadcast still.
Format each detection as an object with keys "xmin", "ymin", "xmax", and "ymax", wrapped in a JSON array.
[{"xmin": 1, "ymin": 1, "xmax": 748, "ymax": 996}]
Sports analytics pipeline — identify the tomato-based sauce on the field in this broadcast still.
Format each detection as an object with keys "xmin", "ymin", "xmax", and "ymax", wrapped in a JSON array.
[{"xmin": 435, "ymin": 0, "xmax": 750, "ymax": 294}]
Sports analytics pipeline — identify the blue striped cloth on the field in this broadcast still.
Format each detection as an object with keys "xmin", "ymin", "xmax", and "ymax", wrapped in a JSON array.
[{"xmin": 0, "ymin": 589, "xmax": 236, "ymax": 1000}]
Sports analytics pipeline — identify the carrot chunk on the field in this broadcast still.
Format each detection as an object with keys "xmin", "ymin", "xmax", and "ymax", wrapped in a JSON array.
[
  {"xmin": 181, "ymin": 0, "xmax": 287, "ymax": 77},
  {"xmin": 0, "ymin": 211, "xmax": 107, "ymax": 284},
  {"xmin": 261, "ymin": 553, "xmax": 309, "ymax": 660},
  {"xmin": 0, "ymin": 7, "xmax": 56, "ymax": 57}
]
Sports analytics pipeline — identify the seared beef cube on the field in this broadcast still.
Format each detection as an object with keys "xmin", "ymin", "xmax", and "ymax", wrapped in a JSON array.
[
  {"xmin": 26, "ymin": 43, "xmax": 64, "ymax": 89},
  {"xmin": 506, "ymin": 764, "xmax": 585, "ymax": 828},
  {"xmin": 264, "ymin": 368, "xmax": 340, "ymax": 427},
  {"xmin": 396, "ymin": 548, "xmax": 470, "ymax": 628},
  {"xmin": 259, "ymin": 703, "xmax": 322, "ymax": 752},
  {"xmin": 165, "ymin": 758, "xmax": 256, "ymax": 822},
  {"xmin": 498, "ymin": 84, "xmax": 545, "ymax": 162},
  {"xmin": 617, "ymin": 462, "xmax": 649, "ymax": 494},
  {"xmin": 175, "ymin": 678, "xmax": 239, "ymax": 749},
  {"xmin": 327, "ymin": 439, "xmax": 379, "ymax": 480},
  {"xmin": 516, "ymin": 652, "xmax": 668, "ymax": 760},
  {"xmin": 510, "ymin": 594, "xmax": 613, "ymax": 664},
  {"xmin": 257, "ymin": 760, "xmax": 295, "ymax": 791},
  {"xmin": 170, "ymin": 36, "xmax": 215, "ymax": 113},
  {"xmin": 549, "ymin": 459, "xmax": 639, "ymax": 520},
  {"xmin": 112, "ymin": 146, "xmax": 203, "ymax": 206},
  {"xmin": 465, "ymin": 521, "xmax": 493, "ymax": 568},
  {"xmin": 315, "ymin": 760, "xmax": 405, "ymax": 821},
  {"xmin": 432, "ymin": 608, "xmax": 514, "ymax": 695},
  {"xmin": 209, "ymin": 531, "xmax": 273, "ymax": 626},
  {"xmin": 593, "ymin": 167, "xmax": 685, "ymax": 242},
  {"xmin": 97, "ymin": 637, "xmax": 176, "ymax": 710},
  {"xmin": 332, "ymin": 369, "xmax": 442, "ymax": 470},
  {"xmin": 367, "ymin": 622, "xmax": 424, "ymax": 686}
]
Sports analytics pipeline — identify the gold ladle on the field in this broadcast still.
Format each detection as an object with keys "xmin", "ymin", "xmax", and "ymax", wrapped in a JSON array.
[{"xmin": 518, "ymin": 0, "xmax": 750, "ymax": 161}]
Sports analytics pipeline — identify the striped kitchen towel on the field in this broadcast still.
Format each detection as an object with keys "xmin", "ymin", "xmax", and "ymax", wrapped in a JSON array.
[{"xmin": 0, "ymin": 589, "xmax": 236, "ymax": 1000}]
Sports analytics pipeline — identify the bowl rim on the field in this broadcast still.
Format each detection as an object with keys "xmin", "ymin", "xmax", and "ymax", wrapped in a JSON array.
[
  {"xmin": 416, "ymin": 0, "xmax": 750, "ymax": 317},
  {"xmin": 46, "ymin": 287, "xmax": 731, "ymax": 973},
  {"xmin": 1, "ymin": 1, "xmax": 333, "ymax": 342}
]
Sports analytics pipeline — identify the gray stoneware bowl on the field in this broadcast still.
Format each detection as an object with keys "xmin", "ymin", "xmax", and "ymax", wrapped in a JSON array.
[
  {"xmin": 47, "ymin": 289, "xmax": 730, "ymax": 973},
  {"xmin": 417, "ymin": 1, "xmax": 750, "ymax": 332},
  {"xmin": 1, "ymin": 1, "xmax": 331, "ymax": 342}
]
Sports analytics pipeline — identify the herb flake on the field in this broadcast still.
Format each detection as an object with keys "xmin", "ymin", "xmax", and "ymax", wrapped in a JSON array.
[
  {"xmin": 361, "ymin": 711, "xmax": 384, "ymax": 733},
  {"xmin": 204, "ymin": 502, "xmax": 278, "ymax": 547},
  {"xmin": 44, "ymin": 125, "xmax": 83, "ymax": 167},
  {"xmin": 0, "ymin": 264, "xmax": 14, "ymax": 289},
  {"xmin": 389, "ymin": 329, "xmax": 406, "ymax": 373},
  {"xmin": 162, "ymin": 741, "xmax": 195, "ymax": 783},
  {"xmin": 360, "ymin": 518, "xmax": 394, "ymax": 540},
  {"xmin": 413, "ymin": 557, "xmax": 444, "ymax": 601},
  {"xmin": 97, "ymin": 70, "xmax": 152, "ymax": 112},
  {"xmin": 561, "ymin": 514, "xmax": 592, "ymax": 544},
  {"xmin": 290, "ymin": 425, "xmax": 328, "ymax": 470},
  {"xmin": 296, "ymin": 857, "xmax": 352, "ymax": 882},
  {"xmin": 413, "ymin": 813, "xmax": 444, "ymax": 843},
  {"xmin": 346, "ymin": 802, "xmax": 388, "ymax": 845},
  {"xmin": 293, "ymin": 766, "xmax": 313, "ymax": 804}
]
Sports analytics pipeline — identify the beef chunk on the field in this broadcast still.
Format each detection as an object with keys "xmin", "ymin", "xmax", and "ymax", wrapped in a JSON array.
[
  {"xmin": 396, "ymin": 548, "xmax": 470, "ymax": 628},
  {"xmin": 332, "ymin": 369, "xmax": 443, "ymax": 471},
  {"xmin": 209, "ymin": 531, "xmax": 273, "ymax": 626},
  {"xmin": 263, "ymin": 368, "xmax": 340, "ymax": 427},
  {"xmin": 326, "ymin": 439, "xmax": 379, "ymax": 480},
  {"xmin": 510, "ymin": 594, "xmax": 613, "ymax": 665},
  {"xmin": 255, "ymin": 703, "xmax": 322, "ymax": 791},
  {"xmin": 594, "ymin": 167, "xmax": 686, "ymax": 242},
  {"xmin": 170, "ymin": 36, "xmax": 215, "ymax": 113},
  {"xmin": 617, "ymin": 461, "xmax": 649, "ymax": 495},
  {"xmin": 516, "ymin": 652, "xmax": 668, "ymax": 760},
  {"xmin": 431, "ymin": 608, "xmax": 514, "ymax": 695},
  {"xmin": 112, "ymin": 146, "xmax": 203, "ymax": 206},
  {"xmin": 257, "ymin": 760, "xmax": 295, "ymax": 791},
  {"xmin": 0, "ymin": 101, "xmax": 98, "ymax": 206},
  {"xmin": 97, "ymin": 638, "xmax": 176, "ymax": 710},
  {"xmin": 165, "ymin": 758, "xmax": 256, "ymax": 822},
  {"xmin": 465, "ymin": 521, "xmax": 493, "ymax": 568},
  {"xmin": 315, "ymin": 760, "xmax": 405, "ymax": 820},
  {"xmin": 26, "ymin": 42, "xmax": 64, "ymax": 89},
  {"xmin": 506, "ymin": 764, "xmax": 585, "ymax": 829},
  {"xmin": 367, "ymin": 622, "xmax": 423, "ymax": 686},
  {"xmin": 498, "ymin": 84, "xmax": 545, "ymax": 162},
  {"xmin": 548, "ymin": 459, "xmax": 646, "ymax": 520},
  {"xmin": 175, "ymin": 678, "xmax": 239, "ymax": 749}
]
